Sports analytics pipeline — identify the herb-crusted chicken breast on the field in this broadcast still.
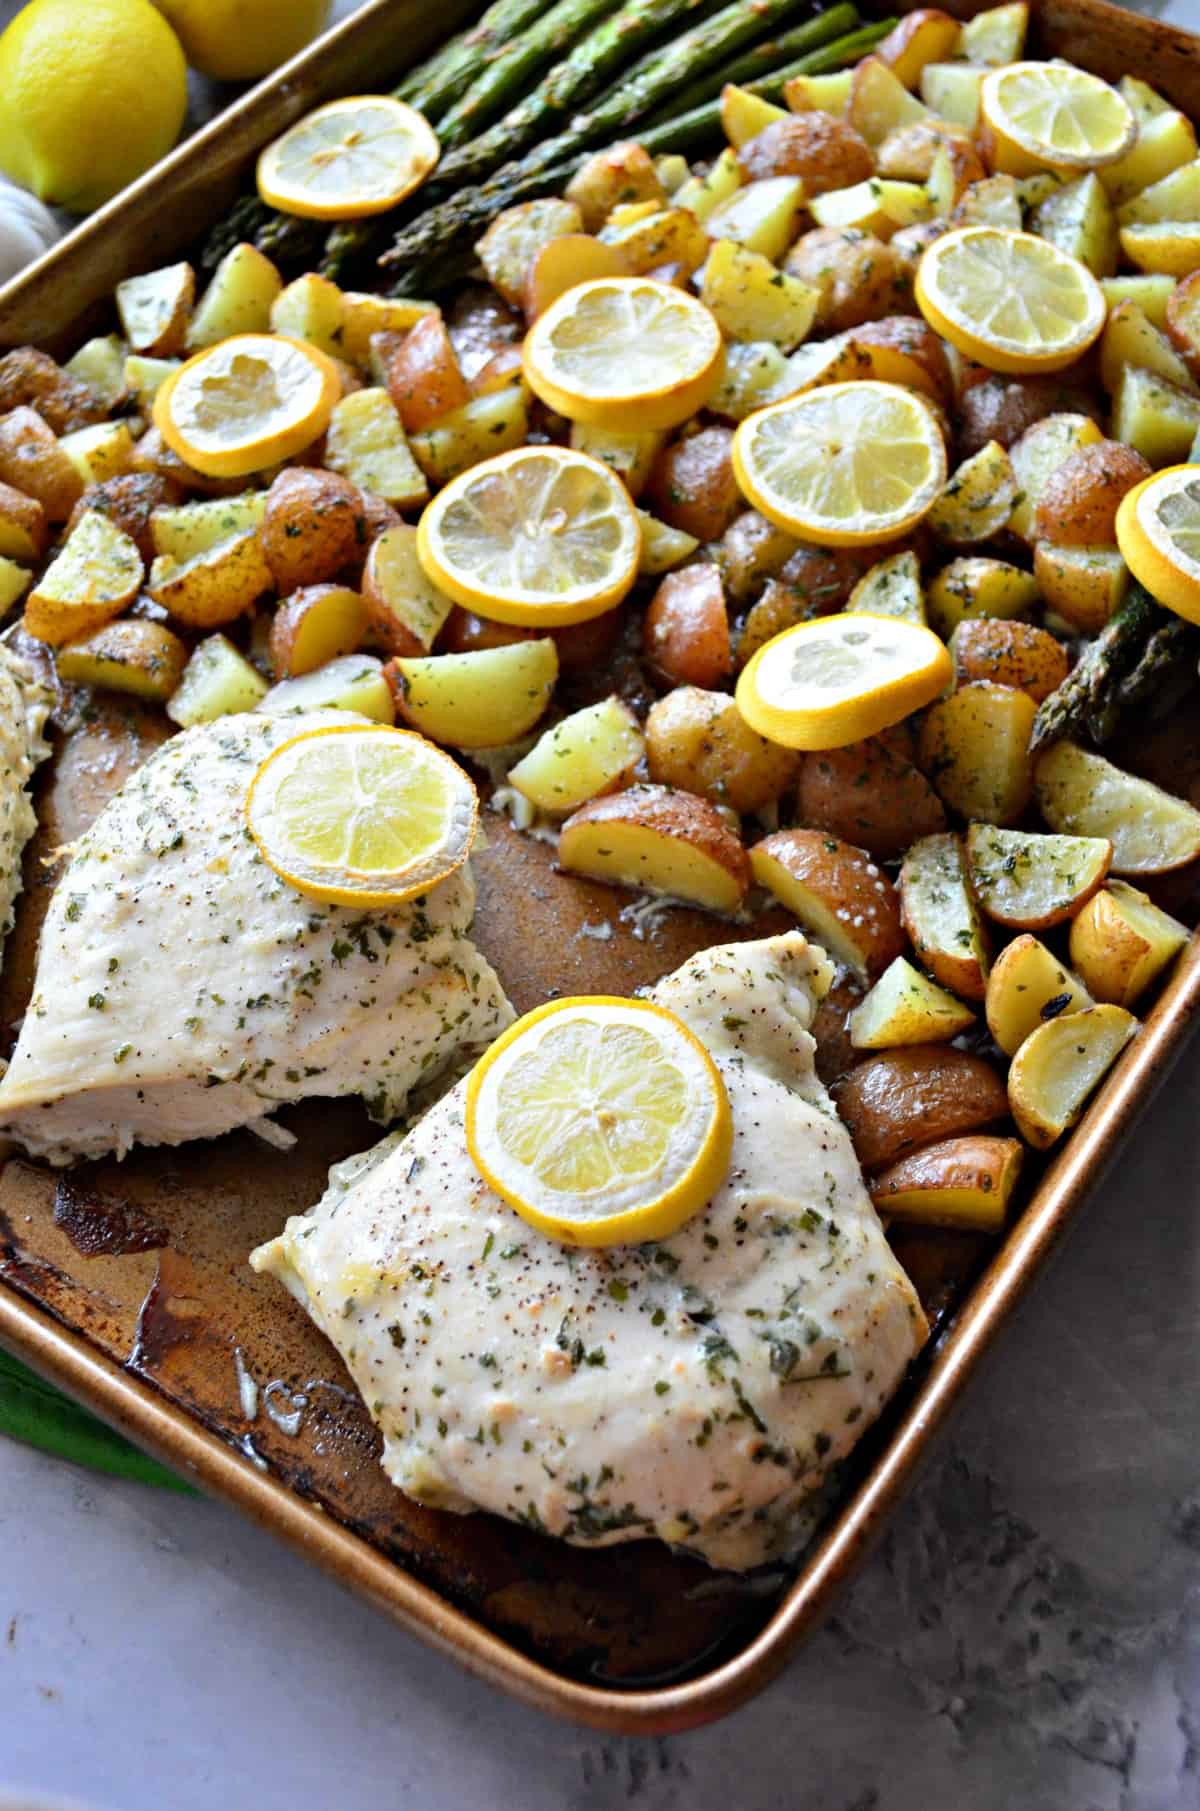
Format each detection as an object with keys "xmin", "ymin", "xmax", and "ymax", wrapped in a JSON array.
[
  {"xmin": 0, "ymin": 710, "xmax": 512, "ymax": 1164},
  {"xmin": 0, "ymin": 643, "xmax": 52, "ymax": 974},
  {"xmin": 252, "ymin": 932, "xmax": 927, "ymax": 1572}
]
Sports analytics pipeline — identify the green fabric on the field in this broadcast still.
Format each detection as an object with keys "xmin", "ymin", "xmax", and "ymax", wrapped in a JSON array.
[{"xmin": 0, "ymin": 1345, "xmax": 197, "ymax": 1493}]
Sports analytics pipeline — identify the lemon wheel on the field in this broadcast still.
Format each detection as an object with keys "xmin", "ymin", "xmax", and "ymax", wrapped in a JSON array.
[
  {"xmin": 732, "ymin": 380, "xmax": 947, "ymax": 546},
  {"xmin": 416, "ymin": 445, "xmax": 642, "ymax": 627},
  {"xmin": 245, "ymin": 723, "xmax": 479, "ymax": 907},
  {"xmin": 1116, "ymin": 465, "xmax": 1200, "ymax": 625},
  {"xmin": 980, "ymin": 61, "xmax": 1135, "ymax": 176},
  {"xmin": 522, "ymin": 277, "xmax": 724, "ymax": 432},
  {"xmin": 153, "ymin": 334, "xmax": 341, "ymax": 479},
  {"xmin": 464, "ymin": 996, "xmax": 732, "ymax": 1248},
  {"xmin": 257, "ymin": 95, "xmax": 439, "ymax": 219},
  {"xmin": 736, "ymin": 613, "xmax": 953, "ymax": 750},
  {"xmin": 915, "ymin": 225, "xmax": 1106, "ymax": 374}
]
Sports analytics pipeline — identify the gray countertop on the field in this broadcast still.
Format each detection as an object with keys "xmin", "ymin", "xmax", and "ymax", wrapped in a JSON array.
[{"xmin": 3, "ymin": 3, "xmax": 1200, "ymax": 1807}]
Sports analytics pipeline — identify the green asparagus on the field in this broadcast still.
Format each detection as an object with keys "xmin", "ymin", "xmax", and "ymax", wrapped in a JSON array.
[
  {"xmin": 1031, "ymin": 584, "xmax": 1200, "ymax": 752},
  {"xmin": 396, "ymin": 0, "xmax": 554, "ymax": 121},
  {"xmin": 378, "ymin": 18, "xmax": 890, "ymax": 286},
  {"xmin": 434, "ymin": 0, "xmax": 620, "ymax": 149},
  {"xmin": 651, "ymin": 0, "xmax": 859, "ymax": 119}
]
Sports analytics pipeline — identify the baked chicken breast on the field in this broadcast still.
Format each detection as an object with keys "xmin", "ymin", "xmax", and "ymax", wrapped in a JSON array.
[
  {"xmin": 0, "ymin": 710, "xmax": 512, "ymax": 1164},
  {"xmin": 252, "ymin": 932, "xmax": 928, "ymax": 1572},
  {"xmin": 0, "ymin": 642, "xmax": 52, "ymax": 975}
]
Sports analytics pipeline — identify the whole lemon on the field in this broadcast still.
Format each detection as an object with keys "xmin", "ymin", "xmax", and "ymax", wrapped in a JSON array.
[
  {"xmin": 0, "ymin": 0, "xmax": 187, "ymax": 213},
  {"xmin": 154, "ymin": 0, "xmax": 333, "ymax": 82}
]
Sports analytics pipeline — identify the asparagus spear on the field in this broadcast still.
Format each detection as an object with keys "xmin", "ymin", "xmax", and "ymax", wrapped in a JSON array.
[
  {"xmin": 651, "ymin": 0, "xmax": 859, "ymax": 119},
  {"xmin": 397, "ymin": 0, "xmax": 554, "ymax": 121},
  {"xmin": 379, "ymin": 14, "xmax": 886, "ymax": 282},
  {"xmin": 1031, "ymin": 585, "xmax": 1200, "ymax": 752},
  {"xmin": 434, "ymin": 0, "xmax": 622, "ymax": 150}
]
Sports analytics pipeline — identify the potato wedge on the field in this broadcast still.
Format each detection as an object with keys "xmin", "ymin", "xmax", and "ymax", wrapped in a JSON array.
[
  {"xmin": 388, "ymin": 638, "xmax": 558, "ymax": 749},
  {"xmin": 848, "ymin": 56, "xmax": 933, "ymax": 146},
  {"xmin": 720, "ymin": 83, "xmax": 789, "ymax": 149},
  {"xmin": 849, "ymin": 954, "xmax": 975, "ymax": 1048},
  {"xmin": 875, "ymin": 8, "xmax": 960, "ymax": 88},
  {"xmin": 918, "ymin": 682, "xmax": 1036, "ymax": 825},
  {"xmin": 1033, "ymin": 542, "xmax": 1128, "ymax": 633},
  {"xmin": 0, "ymin": 555, "xmax": 30, "ymax": 611},
  {"xmin": 648, "ymin": 428, "xmax": 740, "ymax": 543},
  {"xmin": 1121, "ymin": 221, "xmax": 1200, "ymax": 279},
  {"xmin": 269, "ymin": 273, "xmax": 344, "ymax": 358},
  {"xmin": 642, "ymin": 563, "xmax": 731, "ymax": 689},
  {"xmin": 784, "ymin": 228, "xmax": 914, "ymax": 333},
  {"xmin": 869, "ymin": 1134, "xmax": 1023, "ymax": 1231},
  {"xmin": 1099, "ymin": 300, "xmax": 1198, "ymax": 399},
  {"xmin": 115, "ymin": 261, "xmax": 194, "ymax": 356},
  {"xmin": 0, "ymin": 346, "xmax": 104, "ymax": 435},
  {"xmin": 187, "ymin": 243, "xmax": 281, "ymax": 350},
  {"xmin": 704, "ymin": 176, "xmax": 806, "ymax": 262},
  {"xmin": 713, "ymin": 510, "xmax": 800, "ymax": 606},
  {"xmin": 899, "ymin": 831, "xmax": 990, "ymax": 1000},
  {"xmin": 65, "ymin": 335, "xmax": 128, "ymax": 410},
  {"xmin": 477, "ymin": 199, "xmax": 583, "ymax": 305},
  {"xmin": 1100, "ymin": 274, "xmax": 1176, "ymax": 330},
  {"xmin": 558, "ymin": 783, "xmax": 751, "ymax": 914},
  {"xmin": 809, "ymin": 177, "xmax": 933, "ymax": 239},
  {"xmin": 926, "ymin": 556, "xmax": 1038, "ymax": 637},
  {"xmin": 1032, "ymin": 172, "xmax": 1117, "ymax": 277},
  {"xmin": 700, "ymin": 239, "xmax": 818, "ymax": 350},
  {"xmin": 408, "ymin": 389, "xmax": 528, "ymax": 487},
  {"xmin": 948, "ymin": 618, "xmax": 1069, "ymax": 702},
  {"xmin": 148, "ymin": 527, "xmax": 272, "ymax": 629},
  {"xmin": 260, "ymin": 653, "xmax": 394, "ymax": 724},
  {"xmin": 323, "ymin": 388, "xmax": 428, "ymax": 512},
  {"xmin": 951, "ymin": 175, "xmax": 1023, "ymax": 230},
  {"xmin": 967, "ymin": 823, "xmax": 1111, "ymax": 930},
  {"xmin": 0, "ymin": 479, "xmax": 47, "ymax": 562},
  {"xmin": 566, "ymin": 143, "xmax": 667, "ymax": 231},
  {"xmin": 919, "ymin": 62, "xmax": 984, "ymax": 128},
  {"xmin": 56, "ymin": 618, "xmax": 189, "ymax": 701},
  {"xmin": 0, "ymin": 405, "xmax": 82, "ymax": 521},
  {"xmin": 268, "ymin": 584, "xmax": 369, "ymax": 678},
  {"xmin": 957, "ymin": 1, "xmax": 1028, "ymax": 64},
  {"xmin": 58, "ymin": 421, "xmax": 136, "ymax": 488},
  {"xmin": 385, "ymin": 313, "xmax": 471, "ymax": 434},
  {"xmin": 984, "ymin": 932, "xmax": 1092, "ymax": 1056},
  {"xmin": 928, "ymin": 440, "xmax": 1016, "ymax": 543},
  {"xmin": 795, "ymin": 731, "xmax": 948, "ymax": 864},
  {"xmin": 600, "ymin": 205, "xmax": 709, "ymax": 276},
  {"xmin": 1110, "ymin": 365, "xmax": 1200, "ymax": 466},
  {"xmin": 1035, "ymin": 741, "xmax": 1200, "ymax": 875},
  {"xmin": 736, "ymin": 113, "xmax": 874, "ymax": 192},
  {"xmin": 68, "ymin": 473, "xmax": 171, "ymax": 563},
  {"xmin": 339, "ymin": 294, "xmax": 437, "ymax": 369},
  {"xmin": 568, "ymin": 422, "xmax": 664, "ymax": 500},
  {"xmin": 1033, "ymin": 439, "xmax": 1153, "ymax": 548},
  {"xmin": 123, "ymin": 353, "xmax": 180, "ymax": 411},
  {"xmin": 645, "ymin": 685, "xmax": 798, "ymax": 814},
  {"xmin": 750, "ymin": 829, "xmax": 905, "ymax": 981},
  {"xmin": 637, "ymin": 510, "xmax": 699, "ymax": 575},
  {"xmin": 846, "ymin": 316, "xmax": 952, "ymax": 403},
  {"xmin": 523, "ymin": 233, "xmax": 629, "ymax": 319},
  {"xmin": 1007, "ymin": 1004, "xmax": 1137, "ymax": 1148},
  {"xmin": 361, "ymin": 523, "xmax": 453, "ymax": 657},
  {"xmin": 784, "ymin": 70, "xmax": 853, "ymax": 119},
  {"xmin": 25, "ymin": 511, "xmax": 143, "ymax": 645},
  {"xmin": 1165, "ymin": 269, "xmax": 1200, "ymax": 373},
  {"xmin": 705, "ymin": 342, "xmax": 789, "ymax": 423},
  {"xmin": 833, "ymin": 1044, "xmax": 1009, "ymax": 1170},
  {"xmin": 673, "ymin": 148, "xmax": 742, "ymax": 225},
  {"xmin": 166, "ymin": 633, "xmax": 269, "ymax": 727},
  {"xmin": 845, "ymin": 548, "xmax": 926, "ymax": 625},
  {"xmin": 1007, "ymin": 411, "xmax": 1105, "ymax": 542},
  {"xmin": 1068, "ymin": 880, "xmax": 1189, "ymax": 1008},
  {"xmin": 508, "ymin": 697, "xmax": 644, "ymax": 815},
  {"xmin": 152, "ymin": 492, "xmax": 268, "ymax": 563},
  {"xmin": 257, "ymin": 468, "xmax": 365, "ymax": 593}
]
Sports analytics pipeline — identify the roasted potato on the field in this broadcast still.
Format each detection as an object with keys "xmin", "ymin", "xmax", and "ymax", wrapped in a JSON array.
[
  {"xmin": 0, "ymin": 346, "xmax": 106, "ymax": 433},
  {"xmin": 783, "ymin": 69, "xmax": 853, "ymax": 118},
  {"xmin": 260, "ymin": 467, "xmax": 368, "ymax": 593},
  {"xmin": 558, "ymin": 783, "xmax": 751, "ymax": 914},
  {"xmin": 704, "ymin": 176, "xmax": 806, "ymax": 262},
  {"xmin": 706, "ymin": 341, "xmax": 790, "ymax": 422},
  {"xmin": 794, "ymin": 732, "xmax": 946, "ymax": 861},
  {"xmin": 1068, "ymin": 880, "xmax": 1190, "ymax": 1008},
  {"xmin": 783, "ymin": 228, "xmax": 914, "ymax": 332},
  {"xmin": 928, "ymin": 439, "xmax": 1017, "ymax": 543},
  {"xmin": 477, "ymin": 199, "xmax": 583, "ymax": 305},
  {"xmin": 647, "ymin": 428, "xmax": 741, "ymax": 545},
  {"xmin": 919, "ymin": 62, "xmax": 985, "ymax": 128},
  {"xmin": 948, "ymin": 618, "xmax": 1069, "ymax": 702},
  {"xmin": 719, "ymin": 83, "xmax": 788, "ymax": 150},
  {"xmin": 1110, "ymin": 365, "xmax": 1200, "ymax": 466},
  {"xmin": 148, "ymin": 528, "xmax": 273, "ymax": 628},
  {"xmin": 918, "ymin": 681, "xmax": 1036, "ymax": 824},
  {"xmin": 508, "ymin": 697, "xmax": 643, "ymax": 814},
  {"xmin": 65, "ymin": 335, "xmax": 128, "ymax": 411},
  {"xmin": 166, "ymin": 632, "xmax": 269, "ymax": 726},
  {"xmin": 810, "ymin": 176, "xmax": 934, "ymax": 239},
  {"xmin": 951, "ymin": 175, "xmax": 1022, "ymax": 230},
  {"xmin": 0, "ymin": 478, "xmax": 47, "ymax": 561},
  {"xmin": 0, "ymin": 556, "xmax": 30, "ymax": 611},
  {"xmin": 849, "ymin": 954, "xmax": 975, "ymax": 1048},
  {"xmin": 151, "ymin": 492, "xmax": 267, "ymax": 562},
  {"xmin": 599, "ymin": 206, "xmax": 708, "ymax": 276},
  {"xmin": 700, "ymin": 240, "xmax": 818, "ymax": 350},
  {"xmin": 55, "ymin": 618, "xmax": 189, "ymax": 701},
  {"xmin": 643, "ymin": 563, "xmax": 732, "ymax": 689},
  {"xmin": 0, "ymin": 406, "xmax": 82, "ymax": 520},
  {"xmin": 388, "ymin": 638, "xmax": 558, "ymax": 748},
  {"xmin": 870, "ymin": 1134, "xmax": 1023, "ymax": 1231},
  {"xmin": 115, "ymin": 261, "xmax": 194, "ymax": 356},
  {"xmin": 846, "ymin": 316, "xmax": 953, "ymax": 403},
  {"xmin": 1035, "ymin": 741, "xmax": 1200, "ymax": 875},
  {"xmin": 362, "ymin": 522, "xmax": 453, "ymax": 656},
  {"xmin": 1007, "ymin": 411, "xmax": 1105, "ymax": 542},
  {"xmin": 324, "ymin": 388, "xmax": 428, "ymax": 511},
  {"xmin": 261, "ymin": 653, "xmax": 394, "ymax": 723},
  {"xmin": 1101, "ymin": 273, "xmax": 1176, "ymax": 328},
  {"xmin": 956, "ymin": 374, "xmax": 1100, "ymax": 459},
  {"xmin": 750, "ymin": 828, "xmax": 906, "ymax": 981},
  {"xmin": 130, "ymin": 425, "xmax": 245, "ymax": 498},
  {"xmin": 385, "ymin": 314, "xmax": 471, "ymax": 434},
  {"xmin": 674, "ymin": 148, "xmax": 742, "ymax": 225},
  {"xmin": 1165, "ymin": 269, "xmax": 1200, "ymax": 372},
  {"xmin": 408, "ymin": 389, "xmax": 529, "ymax": 487},
  {"xmin": 524, "ymin": 233, "xmax": 629, "ymax": 318},
  {"xmin": 268, "ymin": 584, "xmax": 369, "ymax": 679},
  {"xmin": 1101, "ymin": 109, "xmax": 1197, "ymax": 206},
  {"xmin": 187, "ymin": 243, "xmax": 281, "ymax": 350},
  {"xmin": 966, "ymin": 822, "xmax": 1112, "ymax": 929},
  {"xmin": 984, "ymin": 932, "xmax": 1092, "ymax": 1056},
  {"xmin": 569, "ymin": 422, "xmax": 664, "ymax": 499},
  {"xmin": 437, "ymin": 608, "xmax": 538, "ymax": 655},
  {"xmin": 833, "ymin": 1044, "xmax": 1009, "ymax": 1170},
  {"xmin": 565, "ymin": 142, "xmax": 667, "ymax": 232},
  {"xmin": 846, "ymin": 548, "xmax": 927, "ymax": 624},
  {"xmin": 713, "ymin": 510, "xmax": 800, "ymax": 606},
  {"xmin": 59, "ymin": 421, "xmax": 136, "ymax": 488},
  {"xmin": 1007, "ymin": 1004, "xmax": 1138, "ymax": 1148},
  {"xmin": 1033, "ymin": 172, "xmax": 1118, "ymax": 277},
  {"xmin": 735, "ymin": 114, "xmax": 873, "ymax": 193},
  {"xmin": 64, "ymin": 473, "xmax": 172, "ymax": 564},
  {"xmin": 25, "ymin": 511, "xmax": 143, "ymax": 645},
  {"xmin": 875, "ymin": 7, "xmax": 961, "ymax": 86},
  {"xmin": 1098, "ymin": 301, "xmax": 1198, "ymax": 397},
  {"xmin": 339, "ymin": 294, "xmax": 437, "ymax": 368},
  {"xmin": 899, "ymin": 831, "xmax": 990, "ymax": 999},
  {"xmin": 645, "ymin": 685, "xmax": 798, "ymax": 814},
  {"xmin": 1033, "ymin": 542, "xmax": 1129, "ymax": 633},
  {"xmin": 848, "ymin": 55, "xmax": 933, "ymax": 146},
  {"xmin": 269, "ymin": 273, "xmax": 344, "ymax": 358}
]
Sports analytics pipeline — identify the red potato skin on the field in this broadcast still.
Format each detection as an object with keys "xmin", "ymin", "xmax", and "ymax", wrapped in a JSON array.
[
  {"xmin": 260, "ymin": 467, "xmax": 370, "ymax": 594},
  {"xmin": 0, "ymin": 346, "xmax": 106, "ymax": 433},
  {"xmin": 833, "ymin": 1045, "xmax": 1010, "ymax": 1170},
  {"xmin": 869, "ymin": 1134, "xmax": 1023, "ymax": 1221},
  {"xmin": 957, "ymin": 375, "xmax": 1103, "ymax": 459},
  {"xmin": 736, "ymin": 115, "xmax": 874, "ymax": 193},
  {"xmin": 1166, "ymin": 272, "xmax": 1200, "ymax": 373},
  {"xmin": 794, "ymin": 733, "xmax": 947, "ymax": 860},
  {"xmin": 648, "ymin": 427, "xmax": 742, "ymax": 543},
  {"xmin": 386, "ymin": 314, "xmax": 471, "ymax": 432},
  {"xmin": 438, "ymin": 607, "xmax": 539, "ymax": 654},
  {"xmin": 65, "ymin": 472, "xmax": 176, "ymax": 563},
  {"xmin": 1032, "ymin": 441, "xmax": 1153, "ymax": 547},
  {"xmin": 951, "ymin": 619, "xmax": 1071, "ymax": 703},
  {"xmin": 643, "ymin": 564, "xmax": 732, "ymax": 689}
]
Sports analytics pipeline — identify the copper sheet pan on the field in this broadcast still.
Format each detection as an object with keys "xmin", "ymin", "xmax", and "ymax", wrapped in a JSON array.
[{"xmin": 1, "ymin": 0, "xmax": 1200, "ymax": 1734}]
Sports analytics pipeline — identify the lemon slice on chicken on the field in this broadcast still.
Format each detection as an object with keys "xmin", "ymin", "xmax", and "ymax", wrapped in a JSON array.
[
  {"xmin": 522, "ymin": 277, "xmax": 724, "ymax": 431},
  {"xmin": 915, "ymin": 225, "xmax": 1106, "ymax": 374},
  {"xmin": 980, "ymin": 62, "xmax": 1135, "ymax": 176},
  {"xmin": 732, "ymin": 380, "xmax": 947, "ymax": 546},
  {"xmin": 465, "ymin": 996, "xmax": 732, "ymax": 1247},
  {"xmin": 246, "ymin": 723, "xmax": 478, "ymax": 907},
  {"xmin": 416, "ymin": 444, "xmax": 641, "ymax": 626},
  {"xmin": 257, "ymin": 95, "xmax": 439, "ymax": 219},
  {"xmin": 154, "ymin": 333, "xmax": 340, "ymax": 478}
]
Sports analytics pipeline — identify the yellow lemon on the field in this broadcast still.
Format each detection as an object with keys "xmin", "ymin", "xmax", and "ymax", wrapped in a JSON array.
[
  {"xmin": 736, "ymin": 613, "xmax": 953, "ymax": 750},
  {"xmin": 0, "ymin": 0, "xmax": 187, "ymax": 212},
  {"xmin": 1116, "ymin": 465, "xmax": 1200, "ymax": 625},
  {"xmin": 246, "ymin": 724, "xmax": 479, "ymax": 908},
  {"xmin": 465, "ymin": 997, "xmax": 733, "ymax": 1248},
  {"xmin": 155, "ymin": 0, "xmax": 331, "ymax": 82},
  {"xmin": 258, "ymin": 97, "xmax": 439, "ymax": 221},
  {"xmin": 980, "ymin": 61, "xmax": 1136, "ymax": 177},
  {"xmin": 915, "ymin": 225, "xmax": 1106, "ymax": 374},
  {"xmin": 153, "ymin": 334, "xmax": 341, "ymax": 478}
]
